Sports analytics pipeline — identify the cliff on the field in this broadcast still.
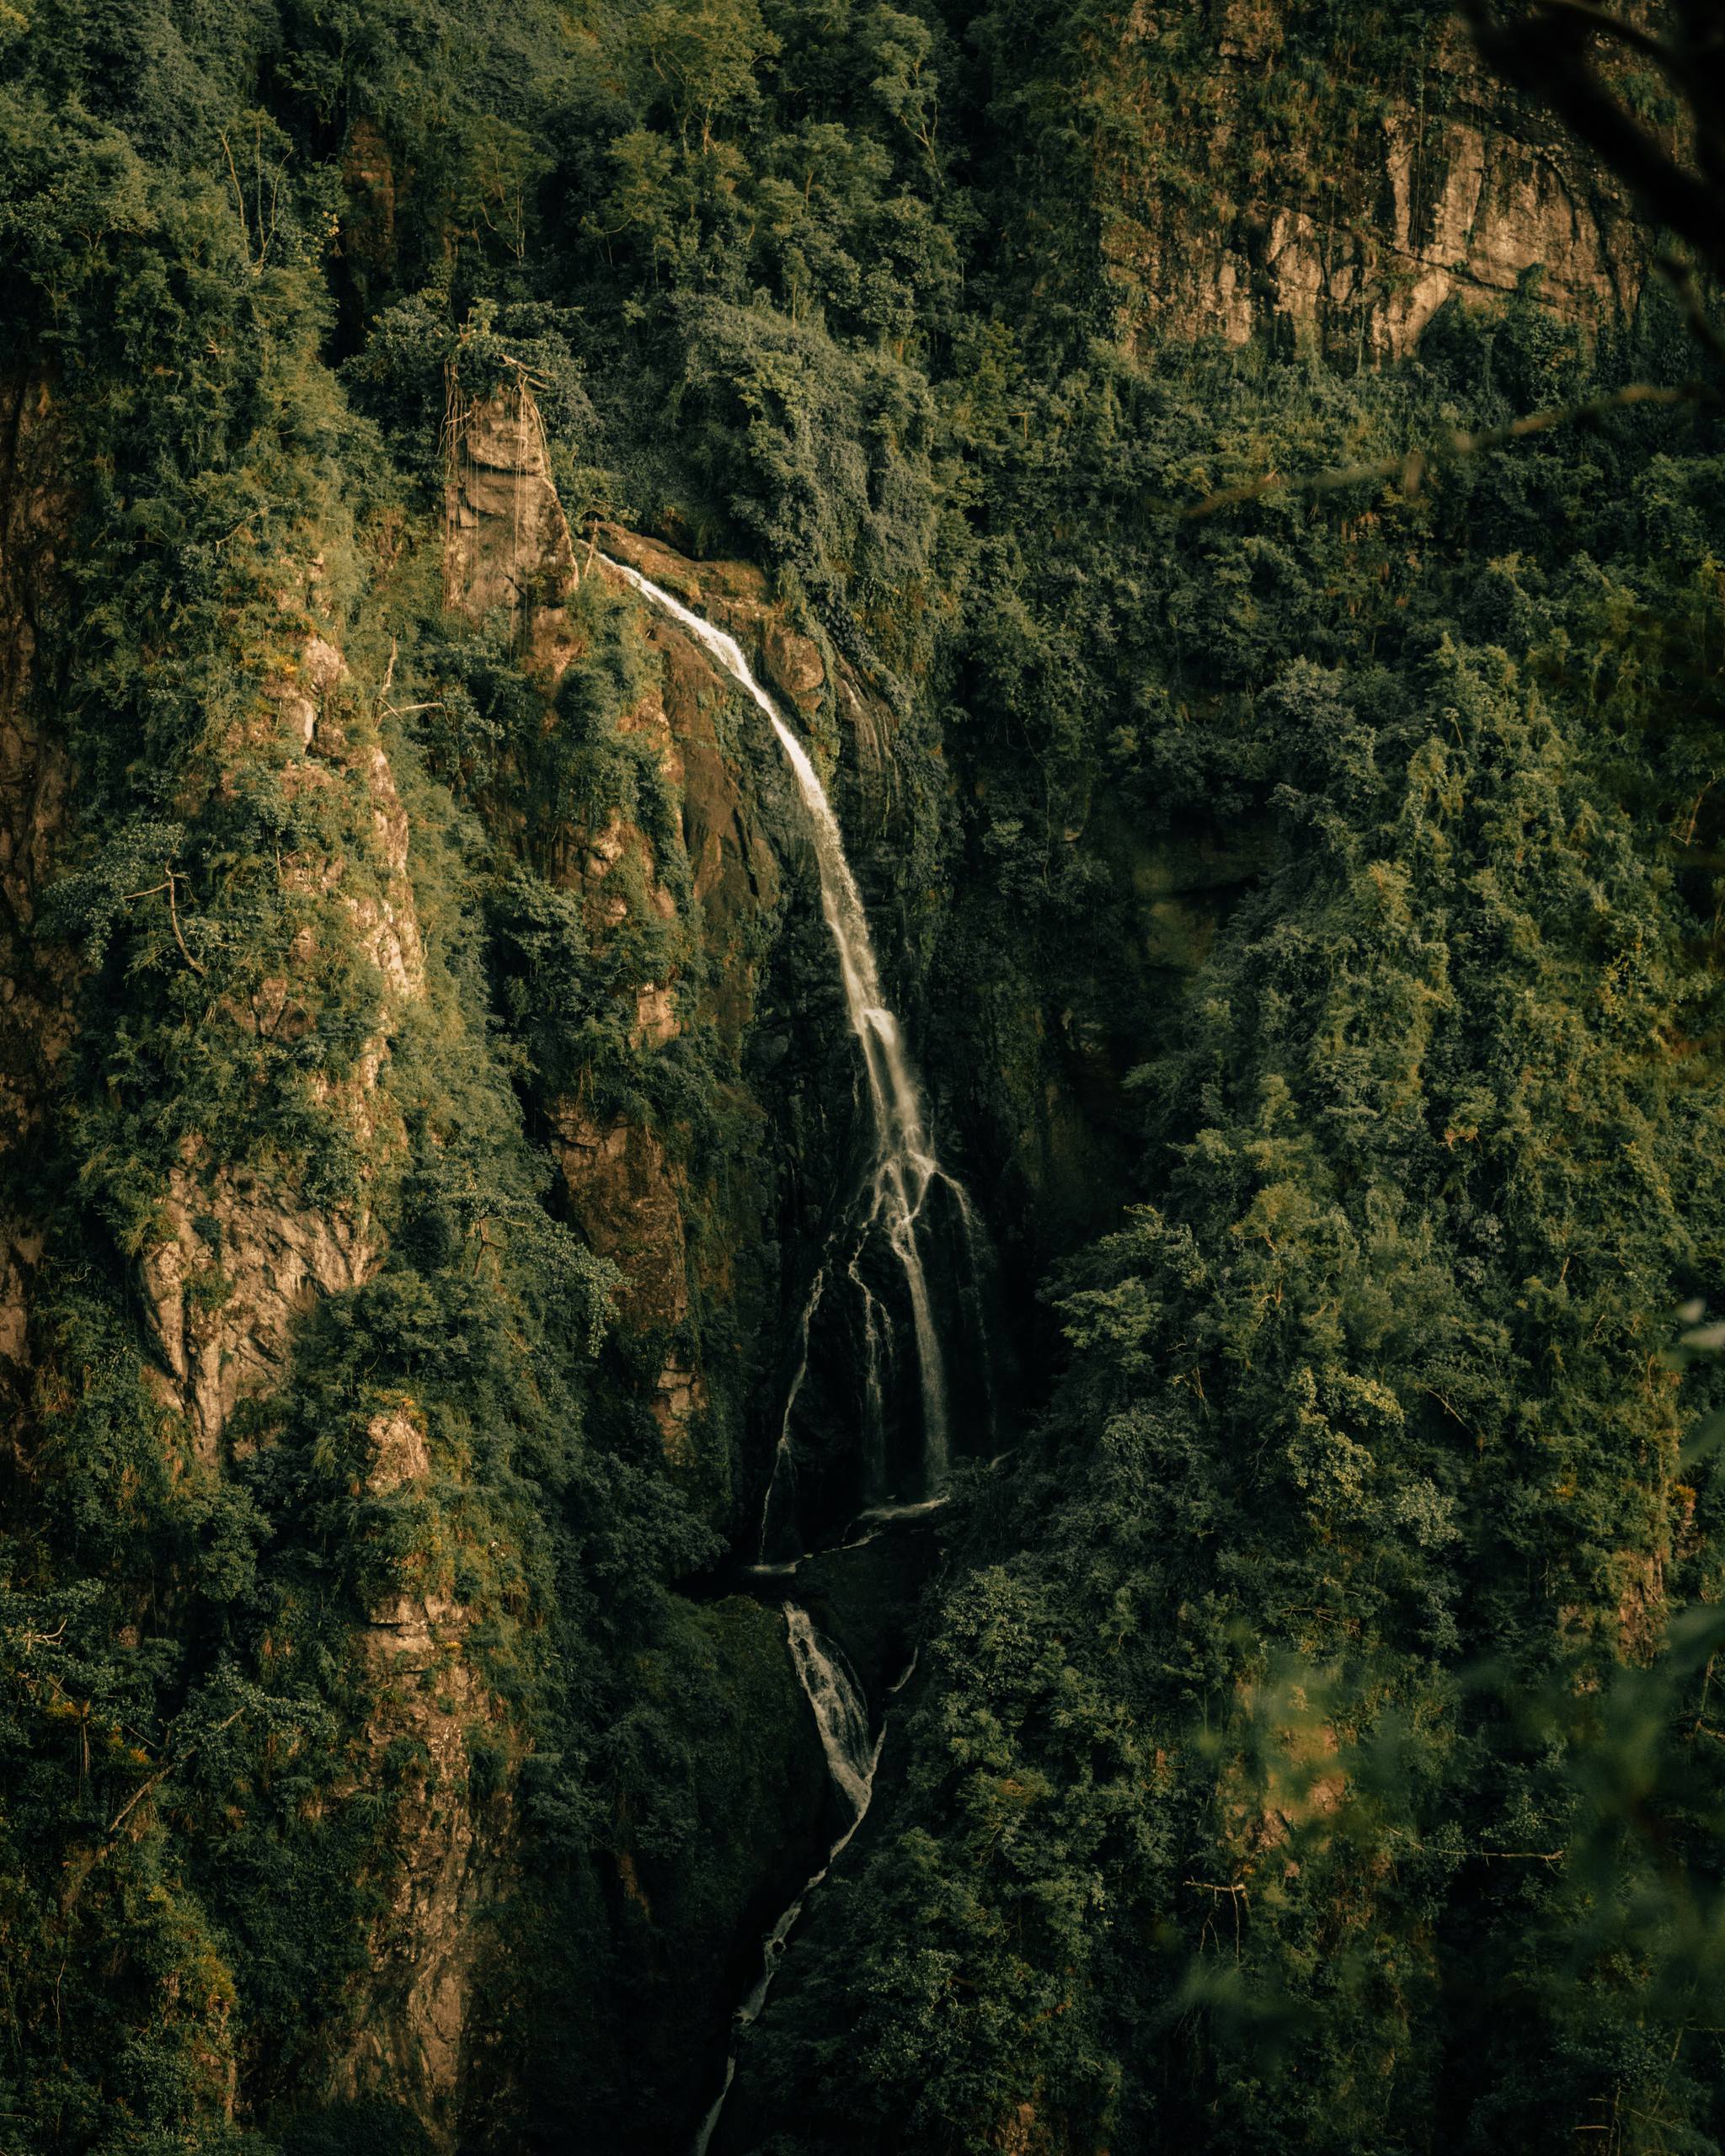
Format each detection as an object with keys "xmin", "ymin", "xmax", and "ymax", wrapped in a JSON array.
[
  {"xmin": 2, "ymin": 4, "xmax": 1720, "ymax": 2155},
  {"xmin": 1092, "ymin": 3, "xmax": 1649, "ymax": 356}
]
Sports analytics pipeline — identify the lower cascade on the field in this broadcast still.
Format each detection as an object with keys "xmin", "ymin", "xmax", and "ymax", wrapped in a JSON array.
[
  {"xmin": 692, "ymin": 1606, "xmax": 905, "ymax": 2156},
  {"xmin": 601, "ymin": 554, "xmax": 985, "ymax": 1551},
  {"xmin": 785, "ymin": 1604, "xmax": 876, "ymax": 1816}
]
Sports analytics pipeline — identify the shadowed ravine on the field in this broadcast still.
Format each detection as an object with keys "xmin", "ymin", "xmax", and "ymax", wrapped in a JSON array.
[
  {"xmin": 691, "ymin": 1614, "xmax": 915, "ymax": 2156},
  {"xmin": 601, "ymin": 558, "xmax": 982, "ymax": 2153}
]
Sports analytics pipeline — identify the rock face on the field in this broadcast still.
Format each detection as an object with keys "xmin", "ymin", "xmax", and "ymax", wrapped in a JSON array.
[
  {"xmin": 333, "ymin": 1401, "xmax": 512, "ymax": 2147},
  {"xmin": 444, "ymin": 382, "xmax": 581, "ymax": 659},
  {"xmin": 317, "ymin": 1326, "xmax": 504, "ymax": 2131},
  {"xmin": 445, "ymin": 387, "xmax": 719, "ymax": 1454},
  {"xmin": 140, "ymin": 1160, "xmax": 382, "ymax": 1463},
  {"xmin": 443, "ymin": 386, "xmax": 865, "ymax": 1471},
  {"xmin": 1097, "ymin": 6, "xmax": 1646, "ymax": 357},
  {"xmin": 134, "ymin": 622, "xmax": 424, "ymax": 1462},
  {"xmin": 0, "ymin": 376, "xmax": 75, "ymax": 1410},
  {"xmin": 0, "ymin": 366, "xmax": 506, "ymax": 2144}
]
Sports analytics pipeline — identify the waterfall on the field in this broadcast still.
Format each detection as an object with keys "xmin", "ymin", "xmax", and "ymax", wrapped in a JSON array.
[
  {"xmin": 757, "ymin": 1267, "xmax": 825, "ymax": 1561},
  {"xmin": 606, "ymin": 545, "xmax": 992, "ymax": 2154},
  {"xmin": 785, "ymin": 1605, "xmax": 874, "ymax": 1817},
  {"xmin": 848, "ymin": 1250, "xmax": 890, "ymax": 1505},
  {"xmin": 602, "ymin": 554, "xmax": 953, "ymax": 1508},
  {"xmin": 691, "ymin": 1605, "xmax": 903, "ymax": 2156}
]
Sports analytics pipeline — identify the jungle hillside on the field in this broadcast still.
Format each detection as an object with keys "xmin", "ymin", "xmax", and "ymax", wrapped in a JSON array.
[{"xmin": 4, "ymin": 3, "xmax": 1725, "ymax": 2154}]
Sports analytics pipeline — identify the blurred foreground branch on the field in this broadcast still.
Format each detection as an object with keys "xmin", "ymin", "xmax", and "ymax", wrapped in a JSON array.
[{"xmin": 1179, "ymin": 377, "xmax": 1708, "ymax": 517}]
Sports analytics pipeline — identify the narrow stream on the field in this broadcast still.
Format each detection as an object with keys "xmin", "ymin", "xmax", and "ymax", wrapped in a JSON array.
[{"xmin": 692, "ymin": 1608, "xmax": 915, "ymax": 2156}]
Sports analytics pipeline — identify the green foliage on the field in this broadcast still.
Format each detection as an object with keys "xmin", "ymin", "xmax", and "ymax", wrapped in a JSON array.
[
  {"xmin": 734, "ymin": 296, "xmax": 1725, "ymax": 2153},
  {"xmin": 5, "ymin": 1, "xmax": 1725, "ymax": 2153}
]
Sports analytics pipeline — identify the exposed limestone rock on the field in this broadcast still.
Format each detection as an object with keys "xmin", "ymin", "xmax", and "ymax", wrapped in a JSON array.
[
  {"xmin": 548, "ymin": 1107, "xmax": 690, "ymax": 1331},
  {"xmin": 639, "ymin": 616, "xmax": 781, "ymax": 951},
  {"xmin": 444, "ymin": 381, "xmax": 580, "ymax": 674},
  {"xmin": 1099, "ymin": 14, "xmax": 1645, "ymax": 358},
  {"xmin": 633, "ymin": 981, "xmax": 679, "ymax": 1046},
  {"xmin": 356, "ymin": 740, "xmax": 428, "ymax": 1001},
  {"xmin": 651, "ymin": 1360, "xmax": 709, "ymax": 1464},
  {"xmin": 333, "ymin": 1406, "xmax": 508, "ymax": 2148},
  {"xmin": 368, "ymin": 1399, "xmax": 433, "ymax": 1491},
  {"xmin": 580, "ymin": 805, "xmax": 678, "ymax": 929},
  {"xmin": 1616, "ymin": 1545, "xmax": 1667, "ymax": 1663},
  {"xmin": 139, "ymin": 1160, "xmax": 382, "ymax": 1465},
  {"xmin": 139, "ymin": 622, "xmax": 425, "ymax": 1458},
  {"xmin": 264, "ymin": 632, "xmax": 348, "ymax": 751},
  {"xmin": 0, "ymin": 1225, "xmax": 41, "ymax": 1369},
  {"xmin": 762, "ymin": 617, "xmax": 828, "ymax": 712}
]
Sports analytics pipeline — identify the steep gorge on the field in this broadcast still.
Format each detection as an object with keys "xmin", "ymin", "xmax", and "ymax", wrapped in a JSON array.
[{"xmin": 2, "ymin": 4, "xmax": 1723, "ymax": 2155}]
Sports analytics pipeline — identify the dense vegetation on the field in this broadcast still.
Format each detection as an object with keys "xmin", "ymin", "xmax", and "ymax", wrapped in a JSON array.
[
  {"xmin": 2, "ymin": 2, "xmax": 1723, "ymax": 2153},
  {"xmin": 731, "ymin": 306, "xmax": 1725, "ymax": 2152}
]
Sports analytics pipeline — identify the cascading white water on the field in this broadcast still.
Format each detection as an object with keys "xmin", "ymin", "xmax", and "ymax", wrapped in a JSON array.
[
  {"xmin": 848, "ymin": 1251, "xmax": 891, "ymax": 1504},
  {"xmin": 602, "ymin": 551, "xmax": 996, "ymax": 2156},
  {"xmin": 602, "ymin": 554, "xmax": 952, "ymax": 1503},
  {"xmin": 757, "ymin": 1267, "xmax": 825, "ymax": 1560},
  {"xmin": 785, "ymin": 1605, "xmax": 874, "ymax": 1817},
  {"xmin": 691, "ymin": 1605, "xmax": 905, "ymax": 2156}
]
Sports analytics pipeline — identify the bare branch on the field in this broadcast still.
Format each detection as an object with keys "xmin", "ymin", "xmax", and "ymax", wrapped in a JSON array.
[
  {"xmin": 122, "ymin": 869, "xmax": 206, "ymax": 977},
  {"xmin": 1178, "ymin": 378, "xmax": 1709, "ymax": 519},
  {"xmin": 105, "ymin": 1706, "xmax": 247, "ymax": 1838}
]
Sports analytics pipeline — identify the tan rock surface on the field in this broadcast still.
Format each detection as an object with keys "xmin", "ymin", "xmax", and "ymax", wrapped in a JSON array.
[{"xmin": 1099, "ymin": 15, "xmax": 1644, "ymax": 358}]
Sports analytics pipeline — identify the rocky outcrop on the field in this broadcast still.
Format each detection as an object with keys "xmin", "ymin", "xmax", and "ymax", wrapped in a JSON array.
[
  {"xmin": 0, "ymin": 376, "xmax": 76, "ymax": 1403},
  {"xmin": 140, "ymin": 1160, "xmax": 382, "ymax": 1463},
  {"xmin": 443, "ymin": 389, "xmax": 815, "ymax": 1467},
  {"xmin": 444, "ymin": 378, "xmax": 583, "ymax": 674},
  {"xmin": 547, "ymin": 1109, "xmax": 690, "ymax": 1331},
  {"xmin": 186, "ymin": 620, "xmax": 493, "ymax": 2141},
  {"xmin": 136, "ymin": 622, "xmax": 425, "ymax": 1462},
  {"xmin": 333, "ymin": 1401, "xmax": 511, "ymax": 2149},
  {"xmin": 1098, "ymin": 6, "xmax": 1646, "ymax": 357}
]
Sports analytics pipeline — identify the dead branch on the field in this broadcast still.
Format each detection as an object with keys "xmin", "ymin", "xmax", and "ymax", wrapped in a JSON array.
[
  {"xmin": 121, "ymin": 870, "xmax": 206, "ymax": 978},
  {"xmin": 1179, "ymin": 379, "xmax": 1709, "ymax": 518}
]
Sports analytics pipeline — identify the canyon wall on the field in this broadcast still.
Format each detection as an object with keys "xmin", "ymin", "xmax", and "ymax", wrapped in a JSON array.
[{"xmin": 1092, "ymin": 3, "xmax": 1648, "ymax": 356}]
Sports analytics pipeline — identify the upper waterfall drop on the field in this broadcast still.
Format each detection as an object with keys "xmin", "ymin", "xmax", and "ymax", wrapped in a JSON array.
[{"xmin": 601, "ymin": 552, "xmax": 953, "ymax": 1503}]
